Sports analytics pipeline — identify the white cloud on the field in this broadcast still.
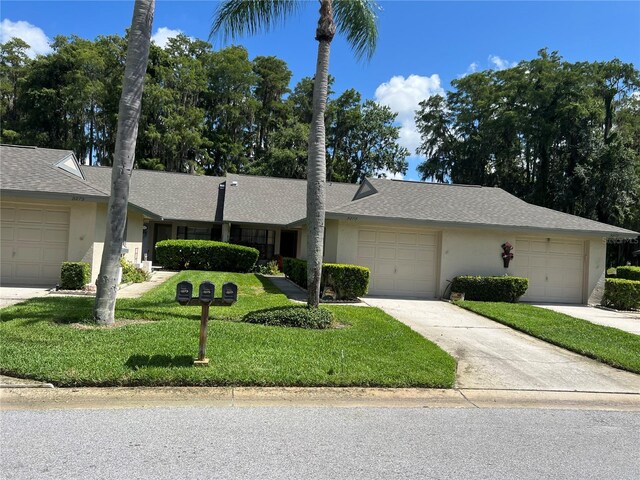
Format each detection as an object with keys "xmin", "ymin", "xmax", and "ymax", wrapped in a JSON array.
[
  {"xmin": 376, "ymin": 168, "xmax": 404, "ymax": 180},
  {"xmin": 0, "ymin": 19, "xmax": 52, "ymax": 58},
  {"xmin": 151, "ymin": 27, "xmax": 184, "ymax": 48},
  {"xmin": 374, "ymin": 74, "xmax": 445, "ymax": 154},
  {"xmin": 488, "ymin": 55, "xmax": 516, "ymax": 71}
]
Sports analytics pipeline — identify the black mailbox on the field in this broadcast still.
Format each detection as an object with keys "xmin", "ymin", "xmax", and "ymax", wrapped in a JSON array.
[
  {"xmin": 198, "ymin": 281, "xmax": 215, "ymax": 305},
  {"xmin": 221, "ymin": 282, "xmax": 238, "ymax": 304},
  {"xmin": 176, "ymin": 281, "xmax": 193, "ymax": 305}
]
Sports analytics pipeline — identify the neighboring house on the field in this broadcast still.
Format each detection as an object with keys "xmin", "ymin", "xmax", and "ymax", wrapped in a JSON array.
[{"xmin": 1, "ymin": 145, "xmax": 637, "ymax": 304}]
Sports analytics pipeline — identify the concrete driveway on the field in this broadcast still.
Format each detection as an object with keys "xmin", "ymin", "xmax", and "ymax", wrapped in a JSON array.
[
  {"xmin": 364, "ymin": 298, "xmax": 640, "ymax": 393},
  {"xmin": 0, "ymin": 287, "xmax": 50, "ymax": 309},
  {"xmin": 534, "ymin": 304, "xmax": 640, "ymax": 335}
]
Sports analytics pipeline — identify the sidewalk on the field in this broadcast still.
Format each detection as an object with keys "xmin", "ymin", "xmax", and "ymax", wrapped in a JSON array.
[
  {"xmin": 117, "ymin": 270, "xmax": 177, "ymax": 298},
  {"xmin": 263, "ymin": 275, "xmax": 366, "ymax": 306},
  {"xmin": 1, "ymin": 385, "xmax": 638, "ymax": 411}
]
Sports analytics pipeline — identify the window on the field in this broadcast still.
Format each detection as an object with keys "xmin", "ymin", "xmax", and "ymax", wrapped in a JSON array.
[
  {"xmin": 230, "ymin": 227, "xmax": 275, "ymax": 259},
  {"xmin": 176, "ymin": 226, "xmax": 221, "ymax": 241}
]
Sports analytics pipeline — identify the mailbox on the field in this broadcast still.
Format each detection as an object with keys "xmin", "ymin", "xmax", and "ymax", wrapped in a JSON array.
[
  {"xmin": 198, "ymin": 281, "xmax": 215, "ymax": 305},
  {"xmin": 176, "ymin": 281, "xmax": 193, "ymax": 305},
  {"xmin": 221, "ymin": 282, "xmax": 238, "ymax": 304}
]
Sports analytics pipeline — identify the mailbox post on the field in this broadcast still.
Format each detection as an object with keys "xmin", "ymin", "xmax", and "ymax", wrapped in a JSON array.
[{"xmin": 175, "ymin": 280, "xmax": 237, "ymax": 366}]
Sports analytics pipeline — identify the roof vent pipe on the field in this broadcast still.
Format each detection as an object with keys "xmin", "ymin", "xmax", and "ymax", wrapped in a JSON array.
[{"xmin": 231, "ymin": 181, "xmax": 238, "ymax": 187}]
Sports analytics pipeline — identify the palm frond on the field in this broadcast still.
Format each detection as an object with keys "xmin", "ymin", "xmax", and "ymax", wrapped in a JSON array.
[
  {"xmin": 333, "ymin": 0, "xmax": 379, "ymax": 61},
  {"xmin": 211, "ymin": 0, "xmax": 302, "ymax": 42}
]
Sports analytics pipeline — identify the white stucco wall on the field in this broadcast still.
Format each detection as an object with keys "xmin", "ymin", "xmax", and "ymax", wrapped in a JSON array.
[{"xmin": 586, "ymin": 237, "xmax": 607, "ymax": 304}]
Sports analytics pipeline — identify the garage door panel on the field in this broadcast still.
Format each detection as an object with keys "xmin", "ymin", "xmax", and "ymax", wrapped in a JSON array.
[
  {"xmin": 17, "ymin": 227, "xmax": 43, "ymax": 242},
  {"xmin": 377, "ymin": 247, "xmax": 396, "ymax": 260},
  {"xmin": 396, "ymin": 248, "xmax": 416, "ymax": 261},
  {"xmin": 397, "ymin": 233, "xmax": 416, "ymax": 245},
  {"xmin": 375, "ymin": 261, "xmax": 396, "ymax": 275},
  {"xmin": 530, "ymin": 241, "xmax": 547, "ymax": 253},
  {"xmin": 14, "ymin": 245, "xmax": 43, "ymax": 261},
  {"xmin": 1, "ymin": 206, "xmax": 16, "ymax": 222},
  {"xmin": 41, "ymin": 264, "xmax": 62, "ymax": 280},
  {"xmin": 418, "ymin": 234, "xmax": 436, "ymax": 246},
  {"xmin": 17, "ymin": 208, "xmax": 44, "ymax": 223},
  {"xmin": 42, "ymin": 247, "xmax": 67, "ymax": 262},
  {"xmin": 377, "ymin": 231, "xmax": 396, "ymax": 244},
  {"xmin": 1, "ymin": 226, "xmax": 14, "ymax": 241},
  {"xmin": 44, "ymin": 228, "xmax": 68, "ymax": 243},
  {"xmin": 358, "ymin": 230, "xmax": 376, "ymax": 243},
  {"xmin": 45, "ymin": 211, "xmax": 70, "ymax": 225}
]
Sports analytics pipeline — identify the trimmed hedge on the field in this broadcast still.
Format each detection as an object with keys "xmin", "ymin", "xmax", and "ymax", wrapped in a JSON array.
[
  {"xmin": 616, "ymin": 266, "xmax": 640, "ymax": 281},
  {"xmin": 155, "ymin": 240, "xmax": 259, "ymax": 272},
  {"xmin": 602, "ymin": 278, "xmax": 640, "ymax": 310},
  {"xmin": 60, "ymin": 262, "xmax": 90, "ymax": 290},
  {"xmin": 451, "ymin": 275, "xmax": 529, "ymax": 303},
  {"xmin": 242, "ymin": 306, "xmax": 334, "ymax": 329},
  {"xmin": 282, "ymin": 258, "xmax": 370, "ymax": 300}
]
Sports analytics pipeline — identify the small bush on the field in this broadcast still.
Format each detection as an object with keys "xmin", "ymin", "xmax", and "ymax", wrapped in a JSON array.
[
  {"xmin": 323, "ymin": 263, "xmax": 370, "ymax": 299},
  {"xmin": 602, "ymin": 278, "xmax": 640, "ymax": 310},
  {"xmin": 616, "ymin": 266, "xmax": 640, "ymax": 281},
  {"xmin": 120, "ymin": 257, "xmax": 149, "ymax": 284},
  {"xmin": 451, "ymin": 275, "xmax": 529, "ymax": 302},
  {"xmin": 282, "ymin": 258, "xmax": 370, "ymax": 300},
  {"xmin": 254, "ymin": 260, "xmax": 280, "ymax": 275},
  {"xmin": 60, "ymin": 262, "xmax": 90, "ymax": 290},
  {"xmin": 155, "ymin": 240, "xmax": 259, "ymax": 272},
  {"xmin": 243, "ymin": 306, "xmax": 334, "ymax": 329}
]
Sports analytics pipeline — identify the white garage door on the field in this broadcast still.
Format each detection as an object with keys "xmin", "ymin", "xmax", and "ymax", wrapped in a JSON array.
[
  {"xmin": 356, "ymin": 227, "xmax": 437, "ymax": 298},
  {"xmin": 512, "ymin": 237, "xmax": 584, "ymax": 303},
  {"xmin": 1, "ymin": 203, "xmax": 70, "ymax": 286}
]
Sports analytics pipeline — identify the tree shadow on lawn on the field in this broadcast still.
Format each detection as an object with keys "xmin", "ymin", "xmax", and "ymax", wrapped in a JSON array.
[
  {"xmin": 0, "ymin": 297, "xmax": 94, "ymax": 324},
  {"xmin": 125, "ymin": 354, "xmax": 194, "ymax": 370}
]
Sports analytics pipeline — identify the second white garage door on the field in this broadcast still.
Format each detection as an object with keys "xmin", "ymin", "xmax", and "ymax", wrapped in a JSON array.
[
  {"xmin": 511, "ymin": 237, "xmax": 585, "ymax": 303},
  {"xmin": 356, "ymin": 228, "xmax": 438, "ymax": 298},
  {"xmin": 0, "ymin": 203, "xmax": 70, "ymax": 286}
]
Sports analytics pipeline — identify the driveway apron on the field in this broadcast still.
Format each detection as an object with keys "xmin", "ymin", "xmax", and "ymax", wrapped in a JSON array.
[{"xmin": 365, "ymin": 298, "xmax": 640, "ymax": 393}]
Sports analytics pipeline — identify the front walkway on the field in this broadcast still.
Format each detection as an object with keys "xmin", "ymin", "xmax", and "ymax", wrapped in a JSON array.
[
  {"xmin": 364, "ymin": 298, "xmax": 640, "ymax": 393},
  {"xmin": 117, "ymin": 270, "xmax": 178, "ymax": 298},
  {"xmin": 534, "ymin": 304, "xmax": 640, "ymax": 335},
  {"xmin": 0, "ymin": 287, "xmax": 50, "ymax": 309}
]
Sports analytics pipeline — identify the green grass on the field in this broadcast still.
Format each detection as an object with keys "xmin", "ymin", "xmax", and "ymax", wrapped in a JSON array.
[
  {"xmin": 458, "ymin": 301, "xmax": 640, "ymax": 374},
  {"xmin": 0, "ymin": 271, "xmax": 456, "ymax": 388}
]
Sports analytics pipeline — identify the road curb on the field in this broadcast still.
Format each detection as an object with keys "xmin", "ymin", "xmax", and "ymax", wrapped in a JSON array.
[{"xmin": 1, "ymin": 386, "xmax": 638, "ymax": 412}]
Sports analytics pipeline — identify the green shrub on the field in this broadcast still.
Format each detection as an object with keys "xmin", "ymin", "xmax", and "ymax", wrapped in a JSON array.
[
  {"xmin": 616, "ymin": 266, "xmax": 640, "ymax": 281},
  {"xmin": 120, "ymin": 257, "xmax": 149, "ymax": 284},
  {"xmin": 155, "ymin": 240, "xmax": 259, "ymax": 272},
  {"xmin": 323, "ymin": 263, "xmax": 370, "ymax": 299},
  {"xmin": 451, "ymin": 275, "xmax": 529, "ymax": 302},
  {"xmin": 242, "ymin": 306, "xmax": 334, "ymax": 329},
  {"xmin": 602, "ymin": 278, "xmax": 640, "ymax": 310},
  {"xmin": 282, "ymin": 258, "xmax": 307, "ymax": 288},
  {"xmin": 60, "ymin": 262, "xmax": 90, "ymax": 290},
  {"xmin": 282, "ymin": 258, "xmax": 370, "ymax": 300}
]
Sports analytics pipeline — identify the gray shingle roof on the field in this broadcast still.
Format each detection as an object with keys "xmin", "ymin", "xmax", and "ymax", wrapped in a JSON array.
[
  {"xmin": 81, "ymin": 166, "xmax": 225, "ymax": 222},
  {"xmin": 328, "ymin": 178, "xmax": 638, "ymax": 237},
  {"xmin": 1, "ymin": 145, "xmax": 109, "ymax": 198},
  {"xmin": 222, "ymin": 173, "xmax": 359, "ymax": 225}
]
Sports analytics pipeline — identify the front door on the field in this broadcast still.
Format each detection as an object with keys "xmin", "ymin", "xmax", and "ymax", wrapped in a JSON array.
[
  {"xmin": 280, "ymin": 230, "xmax": 298, "ymax": 259},
  {"xmin": 152, "ymin": 223, "xmax": 172, "ymax": 261}
]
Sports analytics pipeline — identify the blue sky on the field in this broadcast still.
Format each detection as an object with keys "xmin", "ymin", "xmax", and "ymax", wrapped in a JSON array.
[{"xmin": 2, "ymin": 1, "xmax": 639, "ymax": 179}]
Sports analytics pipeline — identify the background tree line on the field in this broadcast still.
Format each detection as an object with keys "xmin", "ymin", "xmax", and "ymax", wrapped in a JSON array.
[
  {"xmin": 0, "ymin": 34, "xmax": 407, "ymax": 183},
  {"xmin": 415, "ymin": 49, "xmax": 640, "ymax": 237}
]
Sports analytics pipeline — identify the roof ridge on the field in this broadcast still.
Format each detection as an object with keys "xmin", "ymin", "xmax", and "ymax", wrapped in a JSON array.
[{"xmin": 81, "ymin": 165, "xmax": 225, "ymax": 180}]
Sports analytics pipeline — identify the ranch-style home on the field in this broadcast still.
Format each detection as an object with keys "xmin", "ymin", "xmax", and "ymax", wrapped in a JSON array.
[{"xmin": 1, "ymin": 144, "xmax": 637, "ymax": 304}]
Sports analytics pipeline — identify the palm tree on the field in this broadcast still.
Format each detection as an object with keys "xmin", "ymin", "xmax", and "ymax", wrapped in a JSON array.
[
  {"xmin": 94, "ymin": 0, "xmax": 155, "ymax": 325},
  {"xmin": 212, "ymin": 0, "xmax": 379, "ymax": 307}
]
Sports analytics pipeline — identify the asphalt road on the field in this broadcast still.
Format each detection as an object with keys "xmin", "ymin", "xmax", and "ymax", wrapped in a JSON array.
[{"xmin": 2, "ymin": 407, "xmax": 639, "ymax": 480}]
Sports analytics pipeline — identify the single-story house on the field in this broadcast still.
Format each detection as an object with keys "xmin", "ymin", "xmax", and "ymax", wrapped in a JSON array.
[{"xmin": 1, "ymin": 144, "xmax": 637, "ymax": 304}]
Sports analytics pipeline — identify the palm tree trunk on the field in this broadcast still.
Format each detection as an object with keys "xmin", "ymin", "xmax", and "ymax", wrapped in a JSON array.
[
  {"xmin": 94, "ymin": 0, "xmax": 155, "ymax": 325},
  {"xmin": 307, "ymin": 0, "xmax": 335, "ymax": 307}
]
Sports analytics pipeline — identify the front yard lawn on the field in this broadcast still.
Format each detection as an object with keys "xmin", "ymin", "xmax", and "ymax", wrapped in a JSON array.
[
  {"xmin": 458, "ymin": 301, "xmax": 640, "ymax": 374},
  {"xmin": 0, "ymin": 271, "xmax": 456, "ymax": 388}
]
